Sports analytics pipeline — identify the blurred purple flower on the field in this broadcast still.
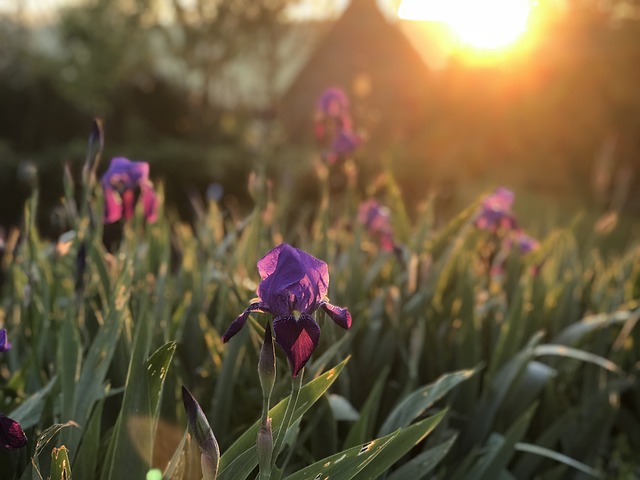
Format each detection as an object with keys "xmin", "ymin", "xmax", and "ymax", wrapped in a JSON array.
[
  {"xmin": 206, "ymin": 183, "xmax": 224, "ymax": 203},
  {"xmin": 0, "ymin": 328, "xmax": 10, "ymax": 352},
  {"xmin": 324, "ymin": 130, "xmax": 362, "ymax": 165},
  {"xmin": 0, "ymin": 414, "xmax": 27, "ymax": 449},
  {"xmin": 222, "ymin": 243, "xmax": 351, "ymax": 376},
  {"xmin": 513, "ymin": 230, "xmax": 540, "ymax": 254},
  {"xmin": 317, "ymin": 87, "xmax": 349, "ymax": 119},
  {"xmin": 358, "ymin": 199, "xmax": 395, "ymax": 252},
  {"xmin": 315, "ymin": 87, "xmax": 353, "ymax": 143},
  {"xmin": 101, "ymin": 157, "xmax": 158, "ymax": 224},
  {"xmin": 475, "ymin": 187, "xmax": 518, "ymax": 231}
]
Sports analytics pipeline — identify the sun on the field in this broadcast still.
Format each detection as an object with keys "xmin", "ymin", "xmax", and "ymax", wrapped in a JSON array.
[{"xmin": 398, "ymin": 0, "xmax": 534, "ymax": 51}]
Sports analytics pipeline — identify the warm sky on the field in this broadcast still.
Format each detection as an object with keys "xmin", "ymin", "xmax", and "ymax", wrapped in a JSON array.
[
  {"xmin": 1, "ymin": 0, "xmax": 541, "ymax": 67},
  {"xmin": 0, "ymin": 0, "xmax": 395, "ymax": 21}
]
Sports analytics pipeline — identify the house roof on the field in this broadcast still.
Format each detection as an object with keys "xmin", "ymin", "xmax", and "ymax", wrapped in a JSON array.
[
  {"xmin": 192, "ymin": 0, "xmax": 439, "ymax": 110},
  {"xmin": 279, "ymin": 0, "xmax": 434, "ymax": 141}
]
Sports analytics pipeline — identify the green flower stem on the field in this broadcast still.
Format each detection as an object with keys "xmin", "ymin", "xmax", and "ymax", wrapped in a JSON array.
[
  {"xmin": 257, "ymin": 323, "xmax": 276, "ymax": 480},
  {"xmin": 261, "ymin": 395, "xmax": 271, "ymax": 425},
  {"xmin": 270, "ymin": 369, "xmax": 304, "ymax": 479}
]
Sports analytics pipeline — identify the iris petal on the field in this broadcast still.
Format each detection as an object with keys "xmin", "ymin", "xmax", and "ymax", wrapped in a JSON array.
[
  {"xmin": 224, "ymin": 244, "xmax": 351, "ymax": 377},
  {"xmin": 101, "ymin": 157, "xmax": 158, "ymax": 224},
  {"xmin": 258, "ymin": 244, "xmax": 329, "ymax": 316},
  {"xmin": 0, "ymin": 329, "xmax": 10, "ymax": 352},
  {"xmin": 273, "ymin": 314, "xmax": 320, "ymax": 377},
  {"xmin": 103, "ymin": 186, "xmax": 123, "ymax": 224},
  {"xmin": 322, "ymin": 303, "xmax": 352, "ymax": 330},
  {"xmin": 105, "ymin": 157, "xmax": 149, "ymax": 187},
  {"xmin": 122, "ymin": 190, "xmax": 135, "ymax": 220},
  {"xmin": 221, "ymin": 303, "xmax": 264, "ymax": 343},
  {"xmin": 0, "ymin": 414, "xmax": 27, "ymax": 449},
  {"xmin": 258, "ymin": 245, "xmax": 307, "ymax": 307},
  {"xmin": 141, "ymin": 184, "xmax": 158, "ymax": 223}
]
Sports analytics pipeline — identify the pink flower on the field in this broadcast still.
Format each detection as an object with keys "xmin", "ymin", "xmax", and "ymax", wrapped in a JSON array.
[
  {"xmin": 101, "ymin": 157, "xmax": 158, "ymax": 224},
  {"xmin": 358, "ymin": 199, "xmax": 395, "ymax": 252},
  {"xmin": 475, "ymin": 187, "xmax": 518, "ymax": 231}
]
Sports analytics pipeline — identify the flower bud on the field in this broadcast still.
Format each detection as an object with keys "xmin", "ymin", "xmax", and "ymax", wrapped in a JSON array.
[
  {"xmin": 201, "ymin": 451, "xmax": 218, "ymax": 480},
  {"xmin": 256, "ymin": 417, "xmax": 273, "ymax": 475},
  {"xmin": 181, "ymin": 386, "xmax": 219, "ymax": 480},
  {"xmin": 84, "ymin": 118, "xmax": 104, "ymax": 178},
  {"xmin": 258, "ymin": 324, "xmax": 276, "ymax": 401}
]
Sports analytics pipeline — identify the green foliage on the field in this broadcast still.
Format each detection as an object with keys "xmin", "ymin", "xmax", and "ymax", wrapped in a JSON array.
[
  {"xmin": 49, "ymin": 446, "xmax": 72, "ymax": 480},
  {"xmin": 284, "ymin": 410, "xmax": 446, "ymax": 480},
  {"xmin": 0, "ymin": 148, "xmax": 639, "ymax": 480}
]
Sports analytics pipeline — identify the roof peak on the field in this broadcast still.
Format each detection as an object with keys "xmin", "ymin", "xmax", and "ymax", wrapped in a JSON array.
[{"xmin": 347, "ymin": 0, "xmax": 381, "ymax": 11}]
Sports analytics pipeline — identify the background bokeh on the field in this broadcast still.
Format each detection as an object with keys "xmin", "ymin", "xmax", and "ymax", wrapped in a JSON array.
[{"xmin": 1, "ymin": 0, "xmax": 640, "ymax": 243}]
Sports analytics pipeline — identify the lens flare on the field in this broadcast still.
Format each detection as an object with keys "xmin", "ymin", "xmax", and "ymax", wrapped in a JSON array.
[{"xmin": 398, "ymin": 0, "xmax": 533, "ymax": 50}]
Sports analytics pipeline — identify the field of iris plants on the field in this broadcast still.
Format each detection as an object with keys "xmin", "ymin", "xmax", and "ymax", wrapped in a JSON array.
[{"xmin": 1, "ymin": 90, "xmax": 640, "ymax": 480}]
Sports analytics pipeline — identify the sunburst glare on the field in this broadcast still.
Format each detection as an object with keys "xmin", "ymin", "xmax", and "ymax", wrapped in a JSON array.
[{"xmin": 398, "ymin": 0, "xmax": 534, "ymax": 50}]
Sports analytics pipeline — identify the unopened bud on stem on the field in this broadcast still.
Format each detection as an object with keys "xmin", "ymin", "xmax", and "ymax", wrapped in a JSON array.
[
  {"xmin": 258, "ymin": 323, "xmax": 276, "ymax": 402},
  {"xmin": 181, "ymin": 386, "xmax": 220, "ymax": 480},
  {"xmin": 256, "ymin": 417, "xmax": 273, "ymax": 479}
]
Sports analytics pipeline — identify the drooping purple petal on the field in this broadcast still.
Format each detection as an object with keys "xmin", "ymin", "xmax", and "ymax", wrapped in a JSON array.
[
  {"xmin": 0, "ymin": 414, "xmax": 27, "ymax": 449},
  {"xmin": 321, "ymin": 303, "xmax": 352, "ymax": 330},
  {"xmin": 0, "ymin": 329, "xmax": 11, "ymax": 352},
  {"xmin": 221, "ymin": 303, "xmax": 264, "ymax": 343},
  {"xmin": 515, "ymin": 231, "xmax": 540, "ymax": 254},
  {"xmin": 273, "ymin": 314, "xmax": 321, "ymax": 377},
  {"xmin": 103, "ymin": 186, "xmax": 123, "ymax": 224},
  {"xmin": 380, "ymin": 233, "xmax": 395, "ymax": 253},
  {"xmin": 324, "ymin": 129, "xmax": 361, "ymax": 165},
  {"xmin": 332, "ymin": 130, "xmax": 360, "ymax": 157},
  {"xmin": 141, "ymin": 184, "xmax": 158, "ymax": 223},
  {"xmin": 122, "ymin": 190, "xmax": 135, "ymax": 220}
]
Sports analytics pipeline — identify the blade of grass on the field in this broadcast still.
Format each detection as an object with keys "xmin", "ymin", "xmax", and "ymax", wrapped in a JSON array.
[
  {"xmin": 514, "ymin": 442, "xmax": 603, "ymax": 478},
  {"xmin": 386, "ymin": 435, "xmax": 457, "ymax": 480},
  {"xmin": 378, "ymin": 368, "xmax": 477, "ymax": 437},
  {"xmin": 283, "ymin": 410, "xmax": 446, "ymax": 480}
]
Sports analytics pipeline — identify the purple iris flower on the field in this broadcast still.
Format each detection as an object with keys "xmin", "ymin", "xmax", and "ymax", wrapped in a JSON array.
[
  {"xmin": 101, "ymin": 157, "xmax": 158, "ymax": 224},
  {"xmin": 475, "ymin": 187, "xmax": 518, "ymax": 231},
  {"xmin": 358, "ymin": 199, "xmax": 395, "ymax": 252},
  {"xmin": 513, "ymin": 230, "xmax": 540, "ymax": 254},
  {"xmin": 222, "ymin": 243, "xmax": 351, "ymax": 377},
  {"xmin": 0, "ymin": 414, "xmax": 27, "ymax": 449},
  {"xmin": 317, "ymin": 87, "xmax": 349, "ymax": 119},
  {"xmin": 315, "ymin": 88, "xmax": 353, "ymax": 143},
  {"xmin": 323, "ymin": 130, "xmax": 361, "ymax": 165},
  {"xmin": 0, "ymin": 328, "xmax": 10, "ymax": 352}
]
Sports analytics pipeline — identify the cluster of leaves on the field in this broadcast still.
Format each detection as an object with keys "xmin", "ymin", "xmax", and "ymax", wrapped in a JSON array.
[{"xmin": 0, "ymin": 134, "xmax": 639, "ymax": 479}]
